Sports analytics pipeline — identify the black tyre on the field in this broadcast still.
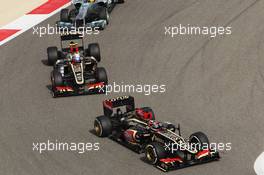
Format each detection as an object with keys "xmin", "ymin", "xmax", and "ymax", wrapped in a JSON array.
[
  {"xmin": 116, "ymin": 0, "xmax": 125, "ymax": 3},
  {"xmin": 87, "ymin": 43, "xmax": 101, "ymax": 62},
  {"xmin": 94, "ymin": 115, "xmax": 112, "ymax": 137},
  {"xmin": 166, "ymin": 123, "xmax": 176, "ymax": 132},
  {"xmin": 69, "ymin": 9, "xmax": 77, "ymax": 19},
  {"xmin": 96, "ymin": 67, "xmax": 108, "ymax": 84},
  {"xmin": 51, "ymin": 70, "xmax": 63, "ymax": 87},
  {"xmin": 60, "ymin": 9, "xmax": 69, "ymax": 22},
  {"xmin": 74, "ymin": 3, "xmax": 82, "ymax": 11},
  {"xmin": 47, "ymin": 47, "xmax": 58, "ymax": 65},
  {"xmin": 99, "ymin": 8, "xmax": 109, "ymax": 24},
  {"xmin": 189, "ymin": 132, "xmax": 210, "ymax": 151},
  {"xmin": 145, "ymin": 142, "xmax": 167, "ymax": 165}
]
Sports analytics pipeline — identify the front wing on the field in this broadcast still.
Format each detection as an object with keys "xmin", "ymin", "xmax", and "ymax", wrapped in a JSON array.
[
  {"xmin": 52, "ymin": 82, "xmax": 106, "ymax": 97},
  {"xmin": 155, "ymin": 150, "xmax": 220, "ymax": 172},
  {"xmin": 56, "ymin": 19, "xmax": 107, "ymax": 30}
]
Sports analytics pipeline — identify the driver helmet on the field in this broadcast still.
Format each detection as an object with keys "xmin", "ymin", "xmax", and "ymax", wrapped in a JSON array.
[
  {"xmin": 87, "ymin": 0, "xmax": 96, "ymax": 3},
  {"xmin": 73, "ymin": 53, "xmax": 81, "ymax": 63}
]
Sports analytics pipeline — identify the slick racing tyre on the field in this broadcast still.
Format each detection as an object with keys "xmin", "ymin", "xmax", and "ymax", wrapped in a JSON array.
[
  {"xmin": 165, "ymin": 123, "xmax": 176, "ymax": 132},
  {"xmin": 189, "ymin": 132, "xmax": 210, "ymax": 151},
  {"xmin": 96, "ymin": 67, "xmax": 108, "ymax": 85},
  {"xmin": 69, "ymin": 9, "xmax": 78, "ymax": 19},
  {"xmin": 74, "ymin": 3, "xmax": 82, "ymax": 11},
  {"xmin": 60, "ymin": 9, "xmax": 69, "ymax": 22},
  {"xmin": 87, "ymin": 43, "xmax": 101, "ymax": 62},
  {"xmin": 99, "ymin": 8, "xmax": 109, "ymax": 24},
  {"xmin": 51, "ymin": 70, "xmax": 63, "ymax": 87},
  {"xmin": 47, "ymin": 47, "xmax": 58, "ymax": 65},
  {"xmin": 145, "ymin": 142, "xmax": 167, "ymax": 165},
  {"xmin": 94, "ymin": 115, "xmax": 112, "ymax": 137},
  {"xmin": 116, "ymin": 0, "xmax": 125, "ymax": 3}
]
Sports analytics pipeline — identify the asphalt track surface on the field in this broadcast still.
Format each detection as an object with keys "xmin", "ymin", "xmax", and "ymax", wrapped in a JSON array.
[{"xmin": 1, "ymin": 0, "xmax": 264, "ymax": 174}]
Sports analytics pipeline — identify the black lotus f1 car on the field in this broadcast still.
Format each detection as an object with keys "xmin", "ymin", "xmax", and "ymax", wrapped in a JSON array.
[
  {"xmin": 47, "ymin": 33, "xmax": 107, "ymax": 97},
  {"xmin": 94, "ymin": 96, "xmax": 220, "ymax": 172}
]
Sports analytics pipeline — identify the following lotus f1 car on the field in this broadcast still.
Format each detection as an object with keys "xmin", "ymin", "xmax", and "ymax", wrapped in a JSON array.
[
  {"xmin": 47, "ymin": 33, "xmax": 107, "ymax": 97},
  {"xmin": 93, "ymin": 96, "xmax": 220, "ymax": 172},
  {"xmin": 57, "ymin": 0, "xmax": 124, "ymax": 30}
]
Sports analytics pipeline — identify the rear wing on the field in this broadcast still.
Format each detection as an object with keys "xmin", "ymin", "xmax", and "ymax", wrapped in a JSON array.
[
  {"xmin": 60, "ymin": 33, "xmax": 84, "ymax": 52},
  {"xmin": 60, "ymin": 33, "xmax": 83, "ymax": 41},
  {"xmin": 103, "ymin": 96, "xmax": 135, "ymax": 116}
]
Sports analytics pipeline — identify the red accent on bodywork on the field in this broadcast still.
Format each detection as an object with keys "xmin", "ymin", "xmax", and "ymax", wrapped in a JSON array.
[
  {"xmin": 28, "ymin": 0, "xmax": 70, "ymax": 14},
  {"xmin": 136, "ymin": 108, "xmax": 153, "ymax": 120},
  {"xmin": 197, "ymin": 149, "xmax": 210, "ymax": 157},
  {"xmin": 160, "ymin": 157, "xmax": 182, "ymax": 163},
  {"xmin": 123, "ymin": 130, "xmax": 137, "ymax": 143},
  {"xmin": 88, "ymin": 82, "xmax": 104, "ymax": 89},
  {"xmin": 0, "ymin": 29, "xmax": 20, "ymax": 41},
  {"xmin": 103, "ymin": 100, "xmax": 113, "ymax": 110},
  {"xmin": 56, "ymin": 86, "xmax": 73, "ymax": 91}
]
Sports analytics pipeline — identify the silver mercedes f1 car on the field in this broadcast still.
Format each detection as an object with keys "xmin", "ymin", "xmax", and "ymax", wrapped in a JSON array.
[{"xmin": 57, "ymin": 0, "xmax": 124, "ymax": 30}]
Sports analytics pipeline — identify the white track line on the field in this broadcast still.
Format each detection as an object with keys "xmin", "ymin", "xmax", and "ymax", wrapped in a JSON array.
[{"xmin": 0, "ymin": 1, "xmax": 71, "ymax": 46}]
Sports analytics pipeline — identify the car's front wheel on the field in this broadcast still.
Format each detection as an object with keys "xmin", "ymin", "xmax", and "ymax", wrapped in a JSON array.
[
  {"xmin": 86, "ymin": 43, "xmax": 101, "ymax": 62},
  {"xmin": 96, "ymin": 67, "xmax": 108, "ymax": 85},
  {"xmin": 189, "ymin": 132, "xmax": 210, "ymax": 151},
  {"xmin": 60, "ymin": 9, "xmax": 69, "ymax": 22},
  {"xmin": 145, "ymin": 142, "xmax": 167, "ymax": 165},
  {"xmin": 47, "ymin": 47, "xmax": 58, "ymax": 65},
  {"xmin": 51, "ymin": 70, "xmax": 63, "ymax": 87}
]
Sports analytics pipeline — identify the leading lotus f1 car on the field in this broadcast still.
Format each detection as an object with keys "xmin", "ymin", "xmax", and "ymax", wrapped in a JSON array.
[
  {"xmin": 93, "ymin": 96, "xmax": 220, "ymax": 172},
  {"xmin": 47, "ymin": 33, "xmax": 107, "ymax": 97},
  {"xmin": 57, "ymin": 0, "xmax": 124, "ymax": 30}
]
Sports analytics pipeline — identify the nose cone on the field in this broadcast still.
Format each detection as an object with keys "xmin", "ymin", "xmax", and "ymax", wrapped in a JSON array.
[{"xmin": 254, "ymin": 152, "xmax": 264, "ymax": 175}]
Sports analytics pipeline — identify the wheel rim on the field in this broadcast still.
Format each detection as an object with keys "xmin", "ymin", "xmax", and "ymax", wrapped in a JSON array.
[
  {"xmin": 51, "ymin": 91, "xmax": 56, "ymax": 98},
  {"xmin": 106, "ymin": 10, "xmax": 110, "ymax": 24},
  {"xmin": 146, "ymin": 147, "xmax": 156, "ymax": 163},
  {"xmin": 94, "ymin": 121, "xmax": 102, "ymax": 136},
  {"xmin": 190, "ymin": 136, "xmax": 202, "ymax": 150},
  {"xmin": 51, "ymin": 74, "xmax": 55, "ymax": 86},
  {"xmin": 107, "ymin": 12, "xmax": 110, "ymax": 22}
]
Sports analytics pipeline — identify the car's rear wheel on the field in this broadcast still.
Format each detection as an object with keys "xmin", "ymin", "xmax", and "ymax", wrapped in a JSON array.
[
  {"xmin": 96, "ymin": 67, "xmax": 108, "ymax": 85},
  {"xmin": 74, "ymin": 3, "xmax": 82, "ymax": 11},
  {"xmin": 47, "ymin": 47, "xmax": 58, "ymax": 65},
  {"xmin": 189, "ymin": 132, "xmax": 210, "ymax": 151},
  {"xmin": 116, "ymin": 0, "xmax": 125, "ymax": 3},
  {"xmin": 87, "ymin": 43, "xmax": 101, "ymax": 62},
  {"xmin": 145, "ymin": 142, "xmax": 167, "ymax": 165},
  {"xmin": 60, "ymin": 9, "xmax": 69, "ymax": 22},
  {"xmin": 94, "ymin": 115, "xmax": 112, "ymax": 137},
  {"xmin": 69, "ymin": 9, "xmax": 77, "ymax": 19},
  {"xmin": 99, "ymin": 8, "xmax": 109, "ymax": 24},
  {"xmin": 165, "ymin": 123, "xmax": 176, "ymax": 132},
  {"xmin": 51, "ymin": 70, "xmax": 63, "ymax": 87}
]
